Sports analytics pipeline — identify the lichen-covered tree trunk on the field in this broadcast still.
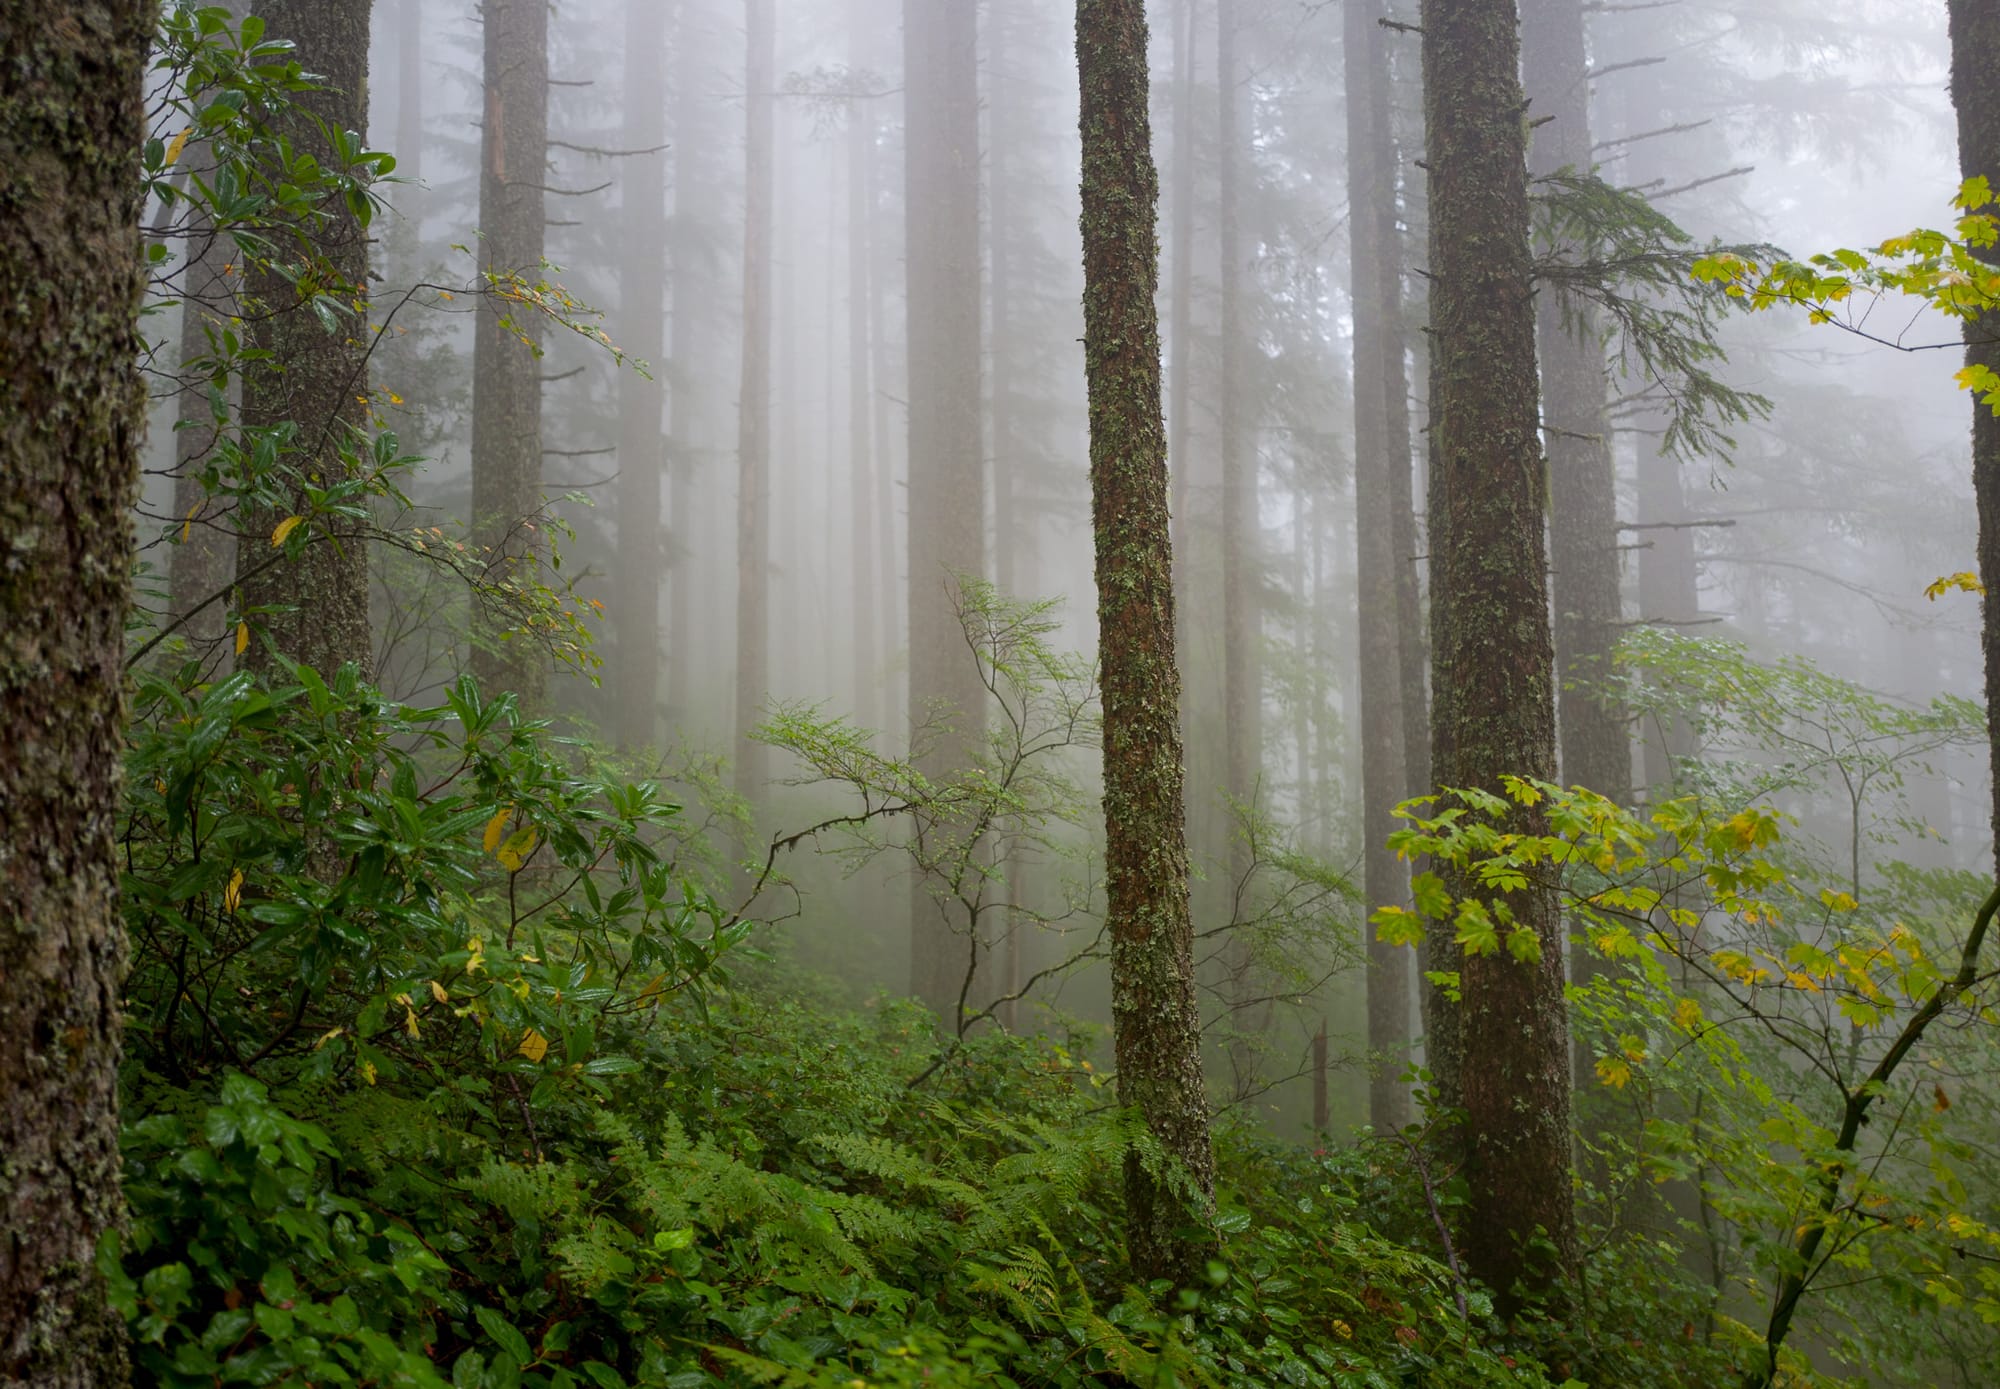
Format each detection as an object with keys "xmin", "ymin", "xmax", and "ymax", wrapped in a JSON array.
[
  {"xmin": 238, "ymin": 0, "xmax": 375, "ymax": 680},
  {"xmin": 903, "ymin": 0, "xmax": 987, "ymax": 1018},
  {"xmin": 614, "ymin": 0, "xmax": 668, "ymax": 750},
  {"xmin": 1345, "ymin": 0, "xmax": 1413, "ymax": 1134},
  {"xmin": 1522, "ymin": 0, "xmax": 1627, "ymax": 809},
  {"xmin": 734, "ymin": 0, "xmax": 775, "ymax": 797},
  {"xmin": 1950, "ymin": 0, "xmax": 2000, "ymax": 869},
  {"xmin": 470, "ymin": 0, "xmax": 549, "ymax": 710},
  {"xmin": 1076, "ymin": 0, "xmax": 1217, "ymax": 1285},
  {"xmin": 0, "ymin": 3, "xmax": 151, "ymax": 1381},
  {"xmin": 1419, "ymin": 0, "xmax": 1578, "ymax": 1316}
]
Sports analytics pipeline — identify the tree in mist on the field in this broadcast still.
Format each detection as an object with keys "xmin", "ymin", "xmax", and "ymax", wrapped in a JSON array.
[
  {"xmin": 1345, "ymin": 0, "xmax": 1414, "ymax": 1134},
  {"xmin": 1420, "ymin": 0, "xmax": 1578, "ymax": 1314},
  {"xmin": 614, "ymin": 0, "xmax": 668, "ymax": 750},
  {"xmin": 0, "ymin": 3, "xmax": 151, "ymax": 1379},
  {"xmin": 846, "ymin": 0, "xmax": 881, "ymax": 733},
  {"xmin": 470, "ymin": 0, "xmax": 550, "ymax": 709},
  {"xmin": 1216, "ymin": 0, "xmax": 1258, "ymax": 837},
  {"xmin": 1950, "ymin": 2, "xmax": 2000, "ymax": 867},
  {"xmin": 1076, "ymin": 0, "xmax": 1217, "ymax": 1285},
  {"xmin": 734, "ymin": 0, "xmax": 775, "ymax": 795},
  {"xmin": 903, "ymin": 0, "xmax": 988, "ymax": 1017},
  {"xmin": 236, "ymin": 0, "xmax": 376, "ymax": 678}
]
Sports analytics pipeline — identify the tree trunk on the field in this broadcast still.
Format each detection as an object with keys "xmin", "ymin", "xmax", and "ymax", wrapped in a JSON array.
[
  {"xmin": 0, "ymin": 4, "xmax": 151, "ymax": 1380},
  {"xmin": 1346, "ymin": 0, "xmax": 1413, "ymax": 1135},
  {"xmin": 238, "ymin": 0, "xmax": 376, "ymax": 680},
  {"xmin": 666, "ymin": 0, "xmax": 715, "ymax": 732},
  {"xmin": 1166, "ymin": 0, "xmax": 1198, "ymax": 591},
  {"xmin": 1216, "ymin": 0, "xmax": 1257, "ymax": 818},
  {"xmin": 169, "ymin": 191, "xmax": 238, "ymax": 650},
  {"xmin": 734, "ymin": 0, "xmax": 774, "ymax": 797},
  {"xmin": 1076, "ymin": 0, "xmax": 1217, "ymax": 1285},
  {"xmin": 847, "ymin": 0, "xmax": 880, "ymax": 731},
  {"xmin": 1419, "ymin": 0, "xmax": 1578, "ymax": 1316},
  {"xmin": 903, "ymin": 0, "xmax": 987, "ymax": 1018},
  {"xmin": 1950, "ymin": 0, "xmax": 2000, "ymax": 871},
  {"xmin": 394, "ymin": 0, "xmax": 423, "ymax": 228},
  {"xmin": 616, "ymin": 0, "xmax": 669, "ymax": 749},
  {"xmin": 469, "ymin": 0, "xmax": 549, "ymax": 709}
]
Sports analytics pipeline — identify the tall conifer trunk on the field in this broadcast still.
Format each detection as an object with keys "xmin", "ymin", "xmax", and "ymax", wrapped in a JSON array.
[
  {"xmin": 847, "ymin": 0, "xmax": 880, "ymax": 731},
  {"xmin": 1420, "ymin": 0, "xmax": 1578, "ymax": 1316},
  {"xmin": 1950, "ymin": 1, "xmax": 2000, "ymax": 867},
  {"xmin": 903, "ymin": 0, "xmax": 987, "ymax": 1019},
  {"xmin": 470, "ymin": 0, "xmax": 549, "ymax": 708},
  {"xmin": 616, "ymin": 0, "xmax": 669, "ymax": 749},
  {"xmin": 0, "ymin": 3, "xmax": 151, "ymax": 1379},
  {"xmin": 734, "ymin": 0, "xmax": 775, "ymax": 796},
  {"xmin": 1076, "ymin": 0, "xmax": 1216, "ymax": 1285},
  {"xmin": 1346, "ymin": 0, "xmax": 1412, "ymax": 1133},
  {"xmin": 238, "ymin": 0, "xmax": 376, "ymax": 679}
]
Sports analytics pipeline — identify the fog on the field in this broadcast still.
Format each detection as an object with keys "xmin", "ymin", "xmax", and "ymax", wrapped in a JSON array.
[{"xmin": 140, "ymin": 0, "xmax": 1987, "ymax": 1133}]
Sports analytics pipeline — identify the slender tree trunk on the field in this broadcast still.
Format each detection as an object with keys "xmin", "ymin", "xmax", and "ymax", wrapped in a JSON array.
[
  {"xmin": 1420, "ymin": 0, "xmax": 1578, "ymax": 1316},
  {"xmin": 1346, "ymin": 0, "xmax": 1413, "ymax": 1134},
  {"xmin": 238, "ymin": 0, "xmax": 376, "ymax": 680},
  {"xmin": 0, "ymin": 4, "xmax": 151, "ymax": 1380},
  {"xmin": 616, "ymin": 0, "xmax": 669, "ymax": 749},
  {"xmin": 395, "ymin": 0, "xmax": 423, "ymax": 227},
  {"xmin": 904, "ymin": 0, "xmax": 987, "ymax": 1018},
  {"xmin": 1077, "ymin": 0, "xmax": 1216, "ymax": 1285},
  {"xmin": 848, "ymin": 0, "xmax": 880, "ymax": 730},
  {"xmin": 1522, "ymin": 0, "xmax": 1627, "ymax": 807},
  {"xmin": 1166, "ymin": 0, "xmax": 1199, "ymax": 582},
  {"xmin": 1216, "ymin": 0, "xmax": 1257, "ymax": 816},
  {"xmin": 170, "ymin": 198, "xmax": 238, "ymax": 648},
  {"xmin": 666, "ymin": 0, "xmax": 711, "ymax": 731},
  {"xmin": 1950, "ymin": 0, "xmax": 2000, "ymax": 871},
  {"xmin": 470, "ymin": 0, "xmax": 549, "ymax": 708},
  {"xmin": 734, "ymin": 0, "xmax": 775, "ymax": 797}
]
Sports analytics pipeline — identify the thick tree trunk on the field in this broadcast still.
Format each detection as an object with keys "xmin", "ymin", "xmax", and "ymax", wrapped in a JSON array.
[
  {"xmin": 1346, "ymin": 0, "xmax": 1413, "ymax": 1134},
  {"xmin": 1420, "ymin": 0, "xmax": 1578, "ymax": 1316},
  {"xmin": 0, "ymin": 3, "xmax": 151, "ymax": 1381},
  {"xmin": 469, "ymin": 0, "xmax": 549, "ymax": 709},
  {"xmin": 238, "ymin": 0, "xmax": 376, "ymax": 680},
  {"xmin": 734, "ymin": 0, "xmax": 774, "ymax": 796},
  {"xmin": 1950, "ymin": 0, "xmax": 2000, "ymax": 871},
  {"xmin": 614, "ymin": 0, "xmax": 669, "ymax": 749},
  {"xmin": 903, "ymin": 0, "xmax": 987, "ymax": 1018},
  {"xmin": 1076, "ymin": 0, "xmax": 1217, "ymax": 1285}
]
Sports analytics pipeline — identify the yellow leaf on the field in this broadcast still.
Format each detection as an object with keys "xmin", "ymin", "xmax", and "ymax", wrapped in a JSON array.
[
  {"xmin": 313, "ymin": 1026, "xmax": 343, "ymax": 1050},
  {"xmin": 496, "ymin": 826, "xmax": 540, "ymax": 873},
  {"xmin": 517, "ymin": 1029, "xmax": 549, "ymax": 1063},
  {"xmin": 181, "ymin": 500, "xmax": 199, "ymax": 544},
  {"xmin": 235, "ymin": 621, "xmax": 249, "ymax": 656},
  {"xmin": 1595, "ymin": 1056, "xmax": 1633, "ymax": 1090},
  {"xmin": 164, "ymin": 126, "xmax": 191, "ymax": 167},
  {"xmin": 1924, "ymin": 570, "xmax": 1985, "ymax": 601},
  {"xmin": 224, "ymin": 867, "xmax": 244, "ymax": 915},
  {"xmin": 482, "ymin": 807, "xmax": 512, "ymax": 853},
  {"xmin": 404, "ymin": 1003, "xmax": 421, "ymax": 1039},
  {"xmin": 360, "ymin": 1058, "xmax": 378, "ymax": 1086},
  {"xmin": 430, "ymin": 979, "xmax": 449, "ymax": 1003},
  {"xmin": 270, "ymin": 515, "xmax": 304, "ymax": 548}
]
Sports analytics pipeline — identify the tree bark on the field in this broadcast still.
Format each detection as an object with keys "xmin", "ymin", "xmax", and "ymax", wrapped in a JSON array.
[
  {"xmin": 169, "ymin": 189, "xmax": 238, "ymax": 649},
  {"xmin": 1076, "ymin": 0, "xmax": 1217, "ymax": 1285},
  {"xmin": 903, "ymin": 0, "xmax": 987, "ymax": 1018},
  {"xmin": 1346, "ymin": 0, "xmax": 1413, "ymax": 1134},
  {"xmin": 1949, "ymin": 0, "xmax": 2000, "ymax": 871},
  {"xmin": 0, "ymin": 3, "xmax": 151, "ymax": 1381},
  {"xmin": 238, "ymin": 0, "xmax": 376, "ymax": 680},
  {"xmin": 734, "ymin": 0, "xmax": 774, "ymax": 797},
  {"xmin": 615, "ymin": 0, "xmax": 669, "ymax": 750},
  {"xmin": 469, "ymin": 0, "xmax": 549, "ymax": 709},
  {"xmin": 1216, "ymin": 0, "xmax": 1258, "ymax": 819},
  {"xmin": 1420, "ymin": 0, "xmax": 1578, "ymax": 1316}
]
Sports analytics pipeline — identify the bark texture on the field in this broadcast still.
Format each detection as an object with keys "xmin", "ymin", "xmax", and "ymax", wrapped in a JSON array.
[
  {"xmin": 903, "ymin": 0, "xmax": 987, "ymax": 1017},
  {"xmin": 1345, "ymin": 0, "xmax": 1412, "ymax": 1133},
  {"xmin": 734, "ymin": 0, "xmax": 775, "ymax": 795},
  {"xmin": 615, "ymin": 0, "xmax": 669, "ymax": 749},
  {"xmin": 238, "ymin": 0, "xmax": 376, "ymax": 680},
  {"xmin": 1076, "ymin": 0, "xmax": 1217, "ymax": 1285},
  {"xmin": 470, "ymin": 0, "xmax": 549, "ymax": 710},
  {"xmin": 1420, "ymin": 0, "xmax": 1578, "ymax": 1315},
  {"xmin": 1950, "ymin": 0, "xmax": 2000, "ymax": 870},
  {"xmin": 0, "ymin": 2, "xmax": 152, "ymax": 1381}
]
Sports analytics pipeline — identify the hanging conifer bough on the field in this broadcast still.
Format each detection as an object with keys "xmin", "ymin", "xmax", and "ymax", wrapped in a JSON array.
[
  {"xmin": 1419, "ymin": 0, "xmax": 1580, "ymax": 1316},
  {"xmin": 1075, "ymin": 0, "xmax": 1217, "ymax": 1286}
]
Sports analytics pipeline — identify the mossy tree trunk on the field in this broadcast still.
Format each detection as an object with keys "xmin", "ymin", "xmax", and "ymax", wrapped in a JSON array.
[
  {"xmin": 614, "ymin": 0, "xmax": 669, "ymax": 750},
  {"xmin": 1950, "ymin": 0, "xmax": 2000, "ymax": 870},
  {"xmin": 470, "ymin": 0, "xmax": 549, "ymax": 710},
  {"xmin": 1345, "ymin": 0, "xmax": 1413, "ymax": 1134},
  {"xmin": 1419, "ymin": 0, "xmax": 1579, "ymax": 1316},
  {"xmin": 903, "ymin": 0, "xmax": 987, "ymax": 1020},
  {"xmin": 238, "ymin": 0, "xmax": 375, "ymax": 680},
  {"xmin": 0, "ymin": 2, "xmax": 152, "ymax": 1381},
  {"xmin": 1077, "ymin": 0, "xmax": 1217, "ymax": 1286}
]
